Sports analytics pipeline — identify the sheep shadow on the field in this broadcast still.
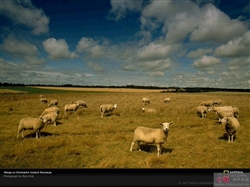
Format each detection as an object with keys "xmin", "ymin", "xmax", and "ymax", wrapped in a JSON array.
[
  {"xmin": 24, "ymin": 131, "xmax": 59, "ymax": 139},
  {"xmin": 218, "ymin": 133, "xmax": 237, "ymax": 141},
  {"xmin": 139, "ymin": 145, "xmax": 173, "ymax": 155}
]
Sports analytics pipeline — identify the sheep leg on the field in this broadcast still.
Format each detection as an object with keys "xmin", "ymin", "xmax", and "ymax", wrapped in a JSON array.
[
  {"xmin": 36, "ymin": 131, "xmax": 39, "ymax": 139},
  {"xmin": 22, "ymin": 130, "xmax": 25, "ymax": 138},
  {"xmin": 137, "ymin": 141, "xmax": 141, "ymax": 151},
  {"xmin": 54, "ymin": 121, "xmax": 56, "ymax": 126},
  {"xmin": 228, "ymin": 135, "xmax": 231, "ymax": 143},
  {"xmin": 157, "ymin": 144, "xmax": 162, "ymax": 156},
  {"xmin": 130, "ymin": 142, "xmax": 135, "ymax": 152}
]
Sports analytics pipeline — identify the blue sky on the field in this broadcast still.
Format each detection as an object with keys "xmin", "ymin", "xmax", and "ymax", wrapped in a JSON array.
[{"xmin": 0, "ymin": 0, "xmax": 250, "ymax": 88}]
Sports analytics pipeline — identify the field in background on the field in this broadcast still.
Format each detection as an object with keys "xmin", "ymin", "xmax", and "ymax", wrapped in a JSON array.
[{"xmin": 0, "ymin": 87, "xmax": 249, "ymax": 168}]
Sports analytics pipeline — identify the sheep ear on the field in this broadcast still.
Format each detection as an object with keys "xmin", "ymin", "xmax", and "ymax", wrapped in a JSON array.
[
  {"xmin": 169, "ymin": 122, "xmax": 173, "ymax": 125},
  {"xmin": 160, "ymin": 123, "xmax": 163, "ymax": 126}
]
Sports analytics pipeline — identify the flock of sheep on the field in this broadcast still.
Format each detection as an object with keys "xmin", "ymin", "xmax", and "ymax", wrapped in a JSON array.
[
  {"xmin": 195, "ymin": 100, "xmax": 240, "ymax": 143},
  {"xmin": 17, "ymin": 95, "xmax": 240, "ymax": 156}
]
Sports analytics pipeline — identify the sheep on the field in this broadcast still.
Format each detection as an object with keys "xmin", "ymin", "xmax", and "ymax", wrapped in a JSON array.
[
  {"xmin": 216, "ymin": 110, "xmax": 234, "ymax": 122},
  {"xmin": 39, "ymin": 95, "xmax": 44, "ymax": 98},
  {"xmin": 196, "ymin": 105, "xmax": 207, "ymax": 118},
  {"xmin": 164, "ymin": 98, "xmax": 171, "ymax": 103},
  {"xmin": 40, "ymin": 106, "xmax": 60, "ymax": 117},
  {"xmin": 17, "ymin": 116, "xmax": 51, "ymax": 139},
  {"xmin": 40, "ymin": 98, "xmax": 48, "ymax": 104},
  {"xmin": 100, "ymin": 104, "xmax": 117, "ymax": 117},
  {"xmin": 213, "ymin": 100, "xmax": 222, "ymax": 106},
  {"xmin": 64, "ymin": 103, "xmax": 80, "ymax": 115},
  {"xmin": 42, "ymin": 112, "xmax": 58, "ymax": 126},
  {"xmin": 142, "ymin": 97, "xmax": 150, "ymax": 105},
  {"xmin": 221, "ymin": 117, "xmax": 240, "ymax": 142},
  {"xmin": 130, "ymin": 122, "xmax": 173, "ymax": 156},
  {"xmin": 199, "ymin": 100, "xmax": 214, "ymax": 107},
  {"xmin": 76, "ymin": 100, "xmax": 88, "ymax": 108},
  {"xmin": 142, "ymin": 107, "xmax": 156, "ymax": 114},
  {"xmin": 233, "ymin": 107, "xmax": 239, "ymax": 118},
  {"xmin": 48, "ymin": 100, "xmax": 58, "ymax": 107}
]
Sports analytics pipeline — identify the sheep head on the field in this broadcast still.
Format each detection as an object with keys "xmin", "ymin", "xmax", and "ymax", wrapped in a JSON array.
[{"xmin": 160, "ymin": 122, "xmax": 173, "ymax": 132}]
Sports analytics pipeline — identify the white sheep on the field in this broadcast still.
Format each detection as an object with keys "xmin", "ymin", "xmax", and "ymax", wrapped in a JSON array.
[
  {"xmin": 142, "ymin": 107, "xmax": 156, "ymax": 114},
  {"xmin": 164, "ymin": 98, "xmax": 171, "ymax": 103},
  {"xmin": 17, "ymin": 116, "xmax": 51, "ymax": 139},
  {"xmin": 100, "ymin": 104, "xmax": 117, "ymax": 117},
  {"xmin": 40, "ymin": 106, "xmax": 60, "ymax": 117},
  {"xmin": 196, "ymin": 105, "xmax": 207, "ymax": 118},
  {"xmin": 42, "ymin": 112, "xmax": 58, "ymax": 126},
  {"xmin": 213, "ymin": 100, "xmax": 222, "ymax": 106},
  {"xmin": 64, "ymin": 103, "xmax": 80, "ymax": 115},
  {"xmin": 199, "ymin": 100, "xmax": 214, "ymax": 107},
  {"xmin": 142, "ymin": 97, "xmax": 150, "ymax": 105},
  {"xmin": 76, "ymin": 100, "xmax": 88, "ymax": 108},
  {"xmin": 221, "ymin": 117, "xmax": 240, "ymax": 142},
  {"xmin": 40, "ymin": 98, "xmax": 48, "ymax": 104},
  {"xmin": 48, "ymin": 100, "xmax": 58, "ymax": 107},
  {"xmin": 217, "ymin": 110, "xmax": 234, "ymax": 122},
  {"xmin": 130, "ymin": 122, "xmax": 173, "ymax": 156},
  {"xmin": 233, "ymin": 107, "xmax": 239, "ymax": 118},
  {"xmin": 39, "ymin": 95, "xmax": 44, "ymax": 98},
  {"xmin": 211, "ymin": 106, "xmax": 234, "ymax": 122}
]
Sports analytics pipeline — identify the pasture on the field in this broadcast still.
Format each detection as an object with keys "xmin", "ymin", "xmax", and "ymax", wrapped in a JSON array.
[{"xmin": 0, "ymin": 87, "xmax": 249, "ymax": 168}]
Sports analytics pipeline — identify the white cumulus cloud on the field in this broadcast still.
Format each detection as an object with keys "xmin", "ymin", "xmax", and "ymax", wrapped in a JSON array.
[
  {"xmin": 43, "ymin": 38, "xmax": 78, "ymax": 60},
  {"xmin": 0, "ymin": 0, "xmax": 49, "ymax": 35},
  {"xmin": 193, "ymin": 55, "xmax": 221, "ymax": 68}
]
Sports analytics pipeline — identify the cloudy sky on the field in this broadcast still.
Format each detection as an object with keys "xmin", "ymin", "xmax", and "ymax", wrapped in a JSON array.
[{"xmin": 0, "ymin": 0, "xmax": 250, "ymax": 88}]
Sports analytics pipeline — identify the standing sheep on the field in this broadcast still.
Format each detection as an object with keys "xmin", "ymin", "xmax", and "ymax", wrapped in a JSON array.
[
  {"xmin": 48, "ymin": 100, "xmax": 58, "ymax": 107},
  {"xmin": 42, "ymin": 112, "xmax": 58, "ymax": 126},
  {"xmin": 40, "ymin": 106, "xmax": 60, "ymax": 117},
  {"xmin": 17, "ymin": 116, "xmax": 51, "ymax": 139},
  {"xmin": 196, "ymin": 105, "xmax": 207, "ymax": 118},
  {"xmin": 221, "ymin": 117, "xmax": 240, "ymax": 142},
  {"xmin": 211, "ymin": 106, "xmax": 234, "ymax": 122},
  {"xmin": 142, "ymin": 107, "xmax": 156, "ymax": 114},
  {"xmin": 164, "ymin": 98, "xmax": 171, "ymax": 103},
  {"xmin": 142, "ymin": 98, "xmax": 150, "ymax": 105},
  {"xmin": 100, "ymin": 104, "xmax": 117, "ymax": 117},
  {"xmin": 130, "ymin": 122, "xmax": 173, "ymax": 156},
  {"xmin": 64, "ymin": 103, "xmax": 80, "ymax": 115}
]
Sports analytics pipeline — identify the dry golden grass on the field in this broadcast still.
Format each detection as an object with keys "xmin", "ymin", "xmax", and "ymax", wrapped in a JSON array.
[{"xmin": 0, "ymin": 89, "xmax": 249, "ymax": 168}]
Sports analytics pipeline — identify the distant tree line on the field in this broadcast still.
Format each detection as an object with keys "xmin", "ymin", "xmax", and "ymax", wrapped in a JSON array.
[{"xmin": 1, "ymin": 82, "xmax": 249, "ymax": 92}]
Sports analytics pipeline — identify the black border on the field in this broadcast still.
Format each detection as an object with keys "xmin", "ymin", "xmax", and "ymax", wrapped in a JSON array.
[{"xmin": 1, "ymin": 168, "xmax": 250, "ymax": 187}]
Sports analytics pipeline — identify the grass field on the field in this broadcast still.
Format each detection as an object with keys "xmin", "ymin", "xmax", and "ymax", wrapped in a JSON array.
[{"xmin": 0, "ymin": 87, "xmax": 249, "ymax": 168}]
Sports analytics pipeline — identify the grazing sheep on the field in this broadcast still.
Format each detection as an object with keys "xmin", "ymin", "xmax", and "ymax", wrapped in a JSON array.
[
  {"xmin": 213, "ymin": 100, "xmax": 222, "ymax": 106},
  {"xmin": 142, "ymin": 107, "xmax": 156, "ymax": 114},
  {"xmin": 100, "ymin": 104, "xmax": 117, "ymax": 117},
  {"xmin": 164, "ymin": 98, "xmax": 171, "ymax": 103},
  {"xmin": 211, "ymin": 106, "xmax": 234, "ymax": 122},
  {"xmin": 199, "ymin": 100, "xmax": 214, "ymax": 107},
  {"xmin": 39, "ymin": 95, "xmax": 44, "ymax": 98},
  {"xmin": 17, "ymin": 116, "xmax": 51, "ymax": 139},
  {"xmin": 42, "ymin": 112, "xmax": 58, "ymax": 126},
  {"xmin": 196, "ymin": 105, "xmax": 207, "ymax": 118},
  {"xmin": 40, "ymin": 98, "xmax": 48, "ymax": 104},
  {"xmin": 76, "ymin": 100, "xmax": 88, "ymax": 108},
  {"xmin": 40, "ymin": 106, "xmax": 60, "ymax": 117},
  {"xmin": 48, "ymin": 100, "xmax": 58, "ymax": 107},
  {"xmin": 130, "ymin": 122, "xmax": 173, "ymax": 156},
  {"xmin": 233, "ymin": 107, "xmax": 239, "ymax": 118},
  {"xmin": 64, "ymin": 103, "xmax": 80, "ymax": 115},
  {"xmin": 217, "ymin": 110, "xmax": 234, "ymax": 122},
  {"xmin": 221, "ymin": 117, "xmax": 240, "ymax": 142},
  {"xmin": 142, "ymin": 97, "xmax": 150, "ymax": 105}
]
